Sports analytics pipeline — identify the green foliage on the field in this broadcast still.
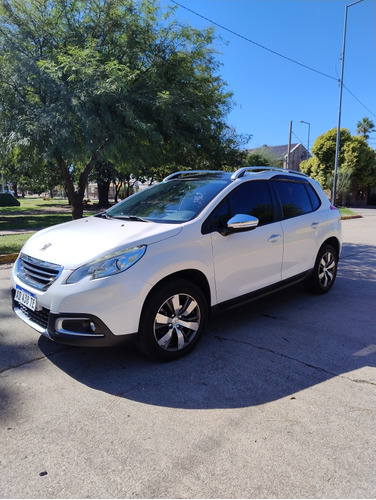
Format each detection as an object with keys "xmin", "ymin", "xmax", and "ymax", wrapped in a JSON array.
[
  {"xmin": 300, "ymin": 156, "xmax": 327, "ymax": 188},
  {"xmin": 342, "ymin": 136, "xmax": 376, "ymax": 188},
  {"xmin": 0, "ymin": 193, "xmax": 20, "ymax": 207},
  {"xmin": 300, "ymin": 127, "xmax": 376, "ymax": 201},
  {"xmin": 244, "ymin": 147, "xmax": 283, "ymax": 168},
  {"xmin": 0, "ymin": 0, "xmax": 245, "ymax": 218}
]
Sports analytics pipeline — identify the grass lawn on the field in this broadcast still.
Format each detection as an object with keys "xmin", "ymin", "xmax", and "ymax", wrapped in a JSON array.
[
  {"xmin": 0, "ymin": 197, "xmax": 69, "ymax": 211},
  {"xmin": 0, "ymin": 232, "xmax": 36, "ymax": 255},
  {"xmin": 0, "ymin": 214, "xmax": 74, "ymax": 231},
  {"xmin": 0, "ymin": 196, "xmax": 99, "ymax": 255},
  {"xmin": 0, "ymin": 197, "xmax": 72, "ymax": 230},
  {"xmin": 338, "ymin": 207, "xmax": 358, "ymax": 217},
  {"xmin": 1, "ymin": 197, "xmax": 98, "ymax": 229}
]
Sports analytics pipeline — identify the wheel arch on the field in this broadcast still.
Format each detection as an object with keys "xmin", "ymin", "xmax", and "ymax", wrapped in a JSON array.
[
  {"xmin": 145, "ymin": 269, "xmax": 211, "ymax": 308},
  {"xmin": 139, "ymin": 270, "xmax": 212, "ymax": 331},
  {"xmin": 320, "ymin": 237, "xmax": 341, "ymax": 258}
]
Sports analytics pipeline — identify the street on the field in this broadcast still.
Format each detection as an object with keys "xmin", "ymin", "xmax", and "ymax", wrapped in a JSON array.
[{"xmin": 1, "ymin": 209, "xmax": 375, "ymax": 498}]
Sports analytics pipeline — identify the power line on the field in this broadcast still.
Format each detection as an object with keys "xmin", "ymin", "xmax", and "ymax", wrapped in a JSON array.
[
  {"xmin": 170, "ymin": 0, "xmax": 338, "ymax": 82},
  {"xmin": 343, "ymin": 84, "xmax": 376, "ymax": 119},
  {"xmin": 171, "ymin": 0, "xmax": 376, "ymax": 118},
  {"xmin": 292, "ymin": 131, "xmax": 305, "ymax": 147}
]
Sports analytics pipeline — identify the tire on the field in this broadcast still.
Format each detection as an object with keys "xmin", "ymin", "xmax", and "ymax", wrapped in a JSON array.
[
  {"xmin": 304, "ymin": 244, "xmax": 338, "ymax": 294},
  {"xmin": 136, "ymin": 279, "xmax": 208, "ymax": 361}
]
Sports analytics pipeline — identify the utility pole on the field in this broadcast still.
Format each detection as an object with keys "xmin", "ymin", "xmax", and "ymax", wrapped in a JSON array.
[
  {"xmin": 286, "ymin": 121, "xmax": 292, "ymax": 170},
  {"xmin": 333, "ymin": 0, "xmax": 364, "ymax": 205}
]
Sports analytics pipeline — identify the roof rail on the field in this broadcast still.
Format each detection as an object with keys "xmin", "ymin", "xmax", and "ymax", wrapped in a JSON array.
[
  {"xmin": 163, "ymin": 170, "xmax": 225, "ymax": 181},
  {"xmin": 231, "ymin": 166, "xmax": 308, "ymax": 180}
]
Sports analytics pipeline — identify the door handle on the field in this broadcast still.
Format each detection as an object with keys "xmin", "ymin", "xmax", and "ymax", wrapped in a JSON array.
[
  {"xmin": 268, "ymin": 234, "xmax": 281, "ymax": 243},
  {"xmin": 311, "ymin": 222, "xmax": 320, "ymax": 228}
]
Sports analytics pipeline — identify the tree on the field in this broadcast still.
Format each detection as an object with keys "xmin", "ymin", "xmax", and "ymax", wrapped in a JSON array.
[
  {"xmin": 341, "ymin": 136, "xmax": 376, "ymax": 203},
  {"xmin": 357, "ymin": 117, "xmax": 375, "ymax": 141},
  {"xmin": 92, "ymin": 161, "xmax": 116, "ymax": 209},
  {"xmin": 244, "ymin": 146, "xmax": 283, "ymax": 168},
  {"xmin": 300, "ymin": 127, "xmax": 376, "ymax": 204},
  {"xmin": 300, "ymin": 128, "xmax": 352, "ymax": 191},
  {"xmin": 0, "ymin": 143, "xmax": 61, "ymax": 197},
  {"xmin": 0, "ymin": 0, "xmax": 242, "ymax": 219}
]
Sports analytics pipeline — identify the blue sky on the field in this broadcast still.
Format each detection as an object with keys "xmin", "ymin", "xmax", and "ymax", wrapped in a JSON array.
[{"xmin": 165, "ymin": 0, "xmax": 376, "ymax": 150}]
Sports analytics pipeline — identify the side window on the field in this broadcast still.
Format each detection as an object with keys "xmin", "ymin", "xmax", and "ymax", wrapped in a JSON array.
[
  {"xmin": 229, "ymin": 181, "xmax": 274, "ymax": 225},
  {"xmin": 207, "ymin": 197, "xmax": 230, "ymax": 232},
  {"xmin": 206, "ymin": 180, "xmax": 274, "ymax": 232},
  {"xmin": 273, "ymin": 181, "xmax": 314, "ymax": 219}
]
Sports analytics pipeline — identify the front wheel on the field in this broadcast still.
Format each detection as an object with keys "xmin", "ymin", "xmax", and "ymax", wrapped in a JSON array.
[
  {"xmin": 304, "ymin": 244, "xmax": 338, "ymax": 294},
  {"xmin": 136, "ymin": 279, "xmax": 208, "ymax": 361}
]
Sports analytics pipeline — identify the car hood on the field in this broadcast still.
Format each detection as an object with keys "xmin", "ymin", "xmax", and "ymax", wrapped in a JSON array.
[{"xmin": 21, "ymin": 216, "xmax": 182, "ymax": 269}]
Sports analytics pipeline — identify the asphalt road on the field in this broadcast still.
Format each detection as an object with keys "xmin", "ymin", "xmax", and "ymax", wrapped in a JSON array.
[{"xmin": 1, "ymin": 209, "xmax": 375, "ymax": 498}]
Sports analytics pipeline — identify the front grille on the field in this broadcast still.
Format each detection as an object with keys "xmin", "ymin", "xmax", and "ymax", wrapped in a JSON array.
[
  {"xmin": 18, "ymin": 303, "xmax": 50, "ymax": 330},
  {"xmin": 17, "ymin": 253, "xmax": 63, "ymax": 290}
]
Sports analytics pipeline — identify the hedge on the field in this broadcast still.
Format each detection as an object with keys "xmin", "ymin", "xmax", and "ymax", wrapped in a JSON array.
[{"xmin": 0, "ymin": 193, "xmax": 20, "ymax": 207}]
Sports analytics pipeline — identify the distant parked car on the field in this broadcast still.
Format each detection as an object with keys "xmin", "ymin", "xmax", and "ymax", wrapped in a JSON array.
[{"xmin": 11, "ymin": 167, "xmax": 342, "ymax": 361}]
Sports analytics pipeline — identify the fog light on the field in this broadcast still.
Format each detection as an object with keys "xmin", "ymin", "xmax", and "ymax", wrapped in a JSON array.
[{"xmin": 90, "ymin": 321, "xmax": 96, "ymax": 332}]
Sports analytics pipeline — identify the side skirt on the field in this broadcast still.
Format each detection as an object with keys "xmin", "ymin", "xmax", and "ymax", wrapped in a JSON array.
[{"xmin": 213, "ymin": 270, "xmax": 312, "ymax": 312}]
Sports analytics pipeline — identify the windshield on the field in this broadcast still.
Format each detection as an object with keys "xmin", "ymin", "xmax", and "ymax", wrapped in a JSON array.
[{"xmin": 106, "ymin": 178, "xmax": 230, "ymax": 223}]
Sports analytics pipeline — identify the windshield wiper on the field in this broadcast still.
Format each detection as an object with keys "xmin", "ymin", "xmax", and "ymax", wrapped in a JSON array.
[
  {"xmin": 95, "ymin": 212, "xmax": 111, "ymax": 219},
  {"xmin": 112, "ymin": 215, "xmax": 150, "ymax": 223}
]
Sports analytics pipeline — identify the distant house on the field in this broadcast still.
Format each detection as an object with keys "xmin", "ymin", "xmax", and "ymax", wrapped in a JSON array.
[{"xmin": 247, "ymin": 143, "xmax": 311, "ymax": 172}]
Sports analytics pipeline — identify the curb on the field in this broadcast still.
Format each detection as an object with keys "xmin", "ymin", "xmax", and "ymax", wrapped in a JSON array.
[
  {"xmin": 0, "ymin": 254, "xmax": 18, "ymax": 265},
  {"xmin": 341, "ymin": 215, "xmax": 362, "ymax": 220}
]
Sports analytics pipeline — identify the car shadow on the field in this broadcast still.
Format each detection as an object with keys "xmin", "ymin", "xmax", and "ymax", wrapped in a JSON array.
[{"xmin": 37, "ymin": 242, "xmax": 376, "ymax": 410}]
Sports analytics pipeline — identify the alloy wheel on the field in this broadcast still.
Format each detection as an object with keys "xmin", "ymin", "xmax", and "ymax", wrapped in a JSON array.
[
  {"xmin": 153, "ymin": 293, "xmax": 201, "ymax": 352},
  {"xmin": 318, "ymin": 250, "xmax": 337, "ymax": 289}
]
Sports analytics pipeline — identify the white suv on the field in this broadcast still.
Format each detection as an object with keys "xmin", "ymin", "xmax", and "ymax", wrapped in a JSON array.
[{"xmin": 11, "ymin": 167, "xmax": 342, "ymax": 361}]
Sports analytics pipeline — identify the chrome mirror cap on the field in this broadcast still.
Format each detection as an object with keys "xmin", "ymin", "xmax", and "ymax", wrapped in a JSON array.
[{"xmin": 227, "ymin": 214, "xmax": 259, "ymax": 231}]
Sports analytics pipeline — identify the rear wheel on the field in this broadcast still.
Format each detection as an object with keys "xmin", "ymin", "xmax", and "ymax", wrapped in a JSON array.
[
  {"xmin": 136, "ymin": 279, "xmax": 208, "ymax": 361},
  {"xmin": 304, "ymin": 244, "xmax": 338, "ymax": 294}
]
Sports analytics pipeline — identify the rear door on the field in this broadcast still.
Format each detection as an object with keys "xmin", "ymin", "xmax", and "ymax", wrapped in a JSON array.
[{"xmin": 271, "ymin": 179, "xmax": 324, "ymax": 279}]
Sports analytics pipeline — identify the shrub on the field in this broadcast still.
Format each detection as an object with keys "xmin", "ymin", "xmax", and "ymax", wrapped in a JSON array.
[{"xmin": 0, "ymin": 193, "xmax": 20, "ymax": 207}]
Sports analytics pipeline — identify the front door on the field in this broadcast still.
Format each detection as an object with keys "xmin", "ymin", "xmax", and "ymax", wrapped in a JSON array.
[{"xmin": 205, "ymin": 180, "xmax": 283, "ymax": 304}]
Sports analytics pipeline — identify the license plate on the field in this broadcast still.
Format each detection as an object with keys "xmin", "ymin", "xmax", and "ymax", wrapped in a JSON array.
[{"xmin": 15, "ymin": 286, "xmax": 37, "ymax": 311}]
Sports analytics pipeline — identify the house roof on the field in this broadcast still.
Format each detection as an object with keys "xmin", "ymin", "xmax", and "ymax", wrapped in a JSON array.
[{"xmin": 247, "ymin": 144, "xmax": 301, "ymax": 158}]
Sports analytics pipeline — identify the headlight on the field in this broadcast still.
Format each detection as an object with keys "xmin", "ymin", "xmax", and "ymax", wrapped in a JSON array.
[{"xmin": 65, "ymin": 246, "xmax": 146, "ymax": 284}]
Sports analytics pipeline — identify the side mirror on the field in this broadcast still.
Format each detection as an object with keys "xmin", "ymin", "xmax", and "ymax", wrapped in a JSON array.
[{"xmin": 221, "ymin": 214, "xmax": 259, "ymax": 235}]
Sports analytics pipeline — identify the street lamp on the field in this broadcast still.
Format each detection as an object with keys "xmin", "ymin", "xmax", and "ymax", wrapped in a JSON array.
[
  {"xmin": 299, "ymin": 120, "xmax": 311, "ymax": 159},
  {"xmin": 332, "ymin": 0, "xmax": 364, "ymax": 206}
]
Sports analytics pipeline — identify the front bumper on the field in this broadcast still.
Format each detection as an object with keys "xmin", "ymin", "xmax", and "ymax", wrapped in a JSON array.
[
  {"xmin": 10, "ymin": 253, "xmax": 152, "ymax": 347},
  {"xmin": 11, "ymin": 289, "xmax": 137, "ymax": 347}
]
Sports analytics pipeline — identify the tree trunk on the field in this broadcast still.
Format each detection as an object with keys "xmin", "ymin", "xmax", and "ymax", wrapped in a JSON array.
[
  {"xmin": 97, "ymin": 180, "xmax": 111, "ymax": 209},
  {"xmin": 114, "ymin": 181, "xmax": 123, "ymax": 203},
  {"xmin": 55, "ymin": 152, "xmax": 97, "ymax": 220},
  {"xmin": 12, "ymin": 182, "xmax": 18, "ymax": 198}
]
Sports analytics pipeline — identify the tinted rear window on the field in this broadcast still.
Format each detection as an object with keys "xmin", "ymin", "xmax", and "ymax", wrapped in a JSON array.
[{"xmin": 273, "ymin": 181, "xmax": 314, "ymax": 219}]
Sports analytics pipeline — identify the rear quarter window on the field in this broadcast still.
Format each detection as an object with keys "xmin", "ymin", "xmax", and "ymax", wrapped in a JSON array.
[
  {"xmin": 273, "ymin": 180, "xmax": 317, "ymax": 219},
  {"xmin": 306, "ymin": 183, "xmax": 321, "ymax": 211}
]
